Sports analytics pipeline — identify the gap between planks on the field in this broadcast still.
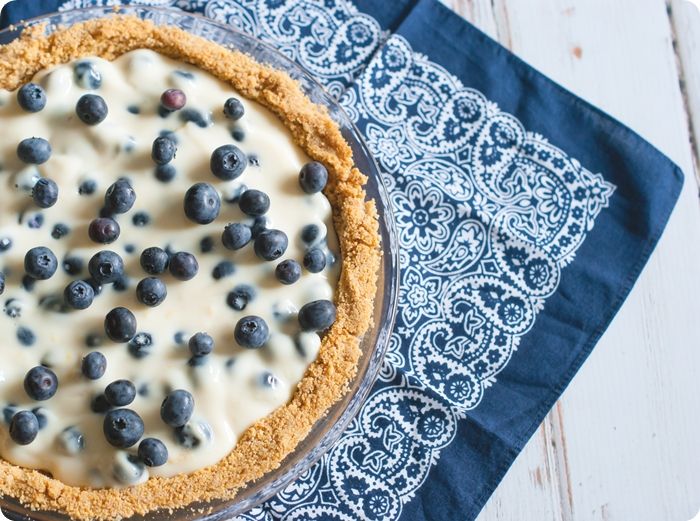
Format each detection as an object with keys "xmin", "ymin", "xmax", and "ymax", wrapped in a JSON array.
[{"xmin": 668, "ymin": 0, "xmax": 700, "ymax": 191}]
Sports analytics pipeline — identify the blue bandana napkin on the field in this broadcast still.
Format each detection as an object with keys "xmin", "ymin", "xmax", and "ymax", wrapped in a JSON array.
[{"xmin": 0, "ymin": 1, "xmax": 684, "ymax": 520}]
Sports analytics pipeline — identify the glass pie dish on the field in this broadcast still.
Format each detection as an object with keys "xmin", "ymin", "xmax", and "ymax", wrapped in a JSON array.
[{"xmin": 0, "ymin": 5, "xmax": 399, "ymax": 521}]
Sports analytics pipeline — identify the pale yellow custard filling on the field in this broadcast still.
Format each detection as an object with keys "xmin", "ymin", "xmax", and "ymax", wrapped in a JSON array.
[{"xmin": 0, "ymin": 49, "xmax": 339, "ymax": 488}]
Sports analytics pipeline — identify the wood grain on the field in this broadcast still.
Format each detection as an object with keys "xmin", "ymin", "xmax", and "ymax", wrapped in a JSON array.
[{"xmin": 670, "ymin": 0, "xmax": 700, "ymax": 182}]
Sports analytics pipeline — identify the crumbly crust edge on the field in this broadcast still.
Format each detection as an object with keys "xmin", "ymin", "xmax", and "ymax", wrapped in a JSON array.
[{"xmin": 0, "ymin": 15, "xmax": 381, "ymax": 521}]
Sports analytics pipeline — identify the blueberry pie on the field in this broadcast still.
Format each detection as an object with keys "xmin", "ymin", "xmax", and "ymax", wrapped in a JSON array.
[{"xmin": 0, "ymin": 15, "xmax": 380, "ymax": 520}]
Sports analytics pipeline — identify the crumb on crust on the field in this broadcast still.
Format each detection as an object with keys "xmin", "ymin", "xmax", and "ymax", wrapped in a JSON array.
[{"xmin": 0, "ymin": 15, "xmax": 381, "ymax": 521}]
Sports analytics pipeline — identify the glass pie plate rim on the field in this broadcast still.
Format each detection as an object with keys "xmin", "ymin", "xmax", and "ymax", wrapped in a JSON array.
[{"xmin": 0, "ymin": 5, "xmax": 400, "ymax": 521}]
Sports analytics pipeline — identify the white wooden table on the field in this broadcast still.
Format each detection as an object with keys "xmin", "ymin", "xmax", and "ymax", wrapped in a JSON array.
[{"xmin": 0, "ymin": 1, "xmax": 698, "ymax": 520}]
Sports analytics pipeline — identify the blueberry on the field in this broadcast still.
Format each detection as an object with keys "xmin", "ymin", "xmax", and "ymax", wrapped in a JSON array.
[
  {"xmin": 26, "ymin": 212, "xmax": 44, "ymax": 229},
  {"xmin": 103, "ymin": 408, "xmax": 144, "ymax": 448},
  {"xmin": 226, "ymin": 284, "xmax": 255, "ymax": 311},
  {"xmin": 188, "ymin": 332, "xmax": 214, "ymax": 357},
  {"xmin": 89, "ymin": 217, "xmax": 121, "ymax": 244},
  {"xmin": 85, "ymin": 333, "xmax": 103, "ymax": 348},
  {"xmin": 157, "ymin": 129, "xmax": 178, "ymax": 142},
  {"xmin": 64, "ymin": 280, "xmax": 95, "ymax": 310},
  {"xmin": 132, "ymin": 211, "xmax": 151, "ymax": 227},
  {"xmin": 128, "ymin": 332, "xmax": 153, "ymax": 359},
  {"xmin": 86, "ymin": 278, "xmax": 103, "ymax": 296},
  {"xmin": 231, "ymin": 128, "xmax": 245, "ymax": 142},
  {"xmin": 74, "ymin": 61, "xmax": 102, "ymax": 89},
  {"xmin": 254, "ymin": 229, "xmax": 288, "ymax": 261},
  {"xmin": 125, "ymin": 244, "xmax": 136, "ymax": 254},
  {"xmin": 223, "ymin": 97, "xmax": 245, "ymax": 120},
  {"xmin": 51, "ymin": 223, "xmax": 70, "ymax": 239},
  {"xmin": 105, "ymin": 380, "xmax": 136, "ymax": 407},
  {"xmin": 158, "ymin": 105, "xmax": 172, "ymax": 118},
  {"xmin": 174, "ymin": 421, "xmax": 212, "ymax": 449},
  {"xmin": 57, "ymin": 426, "xmax": 85, "ymax": 454},
  {"xmin": 298, "ymin": 300, "xmax": 337, "ymax": 331},
  {"xmin": 21, "ymin": 275, "xmax": 35, "ymax": 292},
  {"xmin": 251, "ymin": 216, "xmax": 269, "ymax": 239},
  {"xmin": 299, "ymin": 162, "xmax": 328, "ymax": 194},
  {"xmin": 25, "ymin": 246, "xmax": 57, "ymax": 280},
  {"xmin": 3, "ymin": 404, "xmax": 18, "ymax": 424},
  {"xmin": 137, "ymin": 383, "xmax": 150, "ymax": 397},
  {"xmin": 174, "ymin": 331, "xmax": 187, "ymax": 345},
  {"xmin": 17, "ymin": 137, "xmax": 51, "ymax": 165},
  {"xmin": 275, "ymin": 259, "xmax": 301, "ymax": 285},
  {"xmin": 188, "ymin": 356, "xmax": 208, "ymax": 367},
  {"xmin": 113, "ymin": 452, "xmax": 145, "ymax": 484},
  {"xmin": 200, "ymin": 236, "xmax": 214, "ymax": 254},
  {"xmin": 136, "ymin": 277, "xmax": 167, "ymax": 307},
  {"xmin": 140, "ymin": 247, "xmax": 169, "ymax": 275},
  {"xmin": 212, "ymin": 260, "xmax": 235, "ymax": 280},
  {"xmin": 238, "ymin": 189, "xmax": 270, "ymax": 217},
  {"xmin": 300, "ymin": 225, "xmax": 319, "ymax": 245},
  {"xmin": 224, "ymin": 184, "xmax": 247, "ymax": 205},
  {"xmin": 104, "ymin": 307, "xmax": 137, "ymax": 342},
  {"xmin": 303, "ymin": 248, "xmax": 327, "ymax": 273},
  {"xmin": 151, "ymin": 136, "xmax": 177, "ymax": 165},
  {"xmin": 32, "ymin": 407, "xmax": 48, "ymax": 430},
  {"xmin": 76, "ymin": 94, "xmax": 108, "ymax": 125},
  {"xmin": 17, "ymin": 326, "xmax": 35, "ymax": 346},
  {"xmin": 88, "ymin": 250, "xmax": 124, "ymax": 284},
  {"xmin": 90, "ymin": 394, "xmax": 111, "ymax": 414},
  {"xmin": 38, "ymin": 295, "xmax": 69, "ymax": 315},
  {"xmin": 160, "ymin": 389, "xmax": 194, "ymax": 428},
  {"xmin": 234, "ymin": 316, "xmax": 270, "ymax": 349},
  {"xmin": 260, "ymin": 371, "xmax": 280, "ymax": 389},
  {"xmin": 169, "ymin": 252, "xmax": 198, "ymax": 281},
  {"xmin": 82, "ymin": 352, "xmax": 107, "ymax": 380},
  {"xmin": 79, "ymin": 179, "xmax": 97, "ymax": 195},
  {"xmin": 0, "ymin": 272, "xmax": 4, "ymax": 296},
  {"xmin": 4, "ymin": 299, "xmax": 22, "ymax": 318},
  {"xmin": 221, "ymin": 223, "xmax": 252, "ymax": 250},
  {"xmin": 161, "ymin": 89, "xmax": 186, "ymax": 111},
  {"xmin": 155, "ymin": 164, "xmax": 176, "ymax": 183},
  {"xmin": 179, "ymin": 108, "xmax": 209, "ymax": 128},
  {"xmin": 114, "ymin": 276, "xmax": 130, "ymax": 294},
  {"xmin": 210, "ymin": 144, "xmax": 247, "ymax": 181},
  {"xmin": 0, "ymin": 237, "xmax": 12, "ymax": 252},
  {"xmin": 138, "ymin": 438, "xmax": 168, "ymax": 467},
  {"xmin": 17, "ymin": 83, "xmax": 46, "ymax": 112},
  {"xmin": 184, "ymin": 183, "xmax": 221, "ymax": 224},
  {"xmin": 32, "ymin": 178, "xmax": 59, "ymax": 208},
  {"xmin": 119, "ymin": 141, "xmax": 137, "ymax": 159},
  {"xmin": 9, "ymin": 411, "xmax": 39, "ymax": 445},
  {"xmin": 24, "ymin": 366, "xmax": 58, "ymax": 401},
  {"xmin": 105, "ymin": 179, "xmax": 136, "ymax": 214},
  {"xmin": 273, "ymin": 301, "xmax": 295, "ymax": 322},
  {"xmin": 63, "ymin": 256, "xmax": 84, "ymax": 276}
]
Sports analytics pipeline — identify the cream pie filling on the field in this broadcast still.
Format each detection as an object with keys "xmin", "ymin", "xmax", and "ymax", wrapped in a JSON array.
[{"xmin": 0, "ymin": 49, "xmax": 340, "ymax": 488}]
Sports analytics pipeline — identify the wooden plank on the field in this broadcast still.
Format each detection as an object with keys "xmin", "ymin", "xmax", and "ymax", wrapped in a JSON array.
[
  {"xmin": 670, "ymin": 0, "xmax": 700, "ymax": 183},
  {"xmin": 453, "ymin": 0, "xmax": 700, "ymax": 520}
]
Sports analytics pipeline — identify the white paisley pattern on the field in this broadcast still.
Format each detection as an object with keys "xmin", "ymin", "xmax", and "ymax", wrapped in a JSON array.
[{"xmin": 56, "ymin": 1, "xmax": 616, "ymax": 518}]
